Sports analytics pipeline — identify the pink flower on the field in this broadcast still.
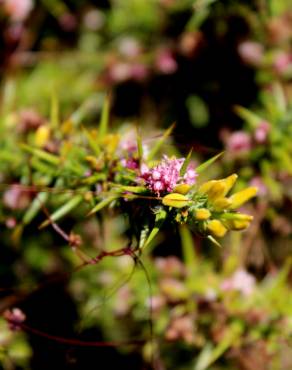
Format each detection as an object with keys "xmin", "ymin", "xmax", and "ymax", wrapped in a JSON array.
[
  {"xmin": 4, "ymin": 308, "xmax": 26, "ymax": 331},
  {"xmin": 249, "ymin": 176, "xmax": 268, "ymax": 196},
  {"xmin": 254, "ymin": 121, "xmax": 270, "ymax": 144},
  {"xmin": 3, "ymin": 185, "xmax": 30, "ymax": 210},
  {"xmin": 155, "ymin": 50, "xmax": 178, "ymax": 74},
  {"xmin": 221, "ymin": 269, "xmax": 255, "ymax": 296},
  {"xmin": 273, "ymin": 52, "xmax": 292, "ymax": 73},
  {"xmin": 118, "ymin": 37, "xmax": 141, "ymax": 58},
  {"xmin": 140, "ymin": 156, "xmax": 197, "ymax": 195},
  {"xmin": 3, "ymin": 0, "xmax": 33, "ymax": 22},
  {"xmin": 109, "ymin": 62, "xmax": 132, "ymax": 83},
  {"xmin": 130, "ymin": 63, "xmax": 149, "ymax": 82},
  {"xmin": 237, "ymin": 41, "xmax": 264, "ymax": 66},
  {"xmin": 227, "ymin": 131, "xmax": 252, "ymax": 154}
]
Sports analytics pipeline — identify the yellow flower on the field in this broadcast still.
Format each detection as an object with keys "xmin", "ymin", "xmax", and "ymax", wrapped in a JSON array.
[
  {"xmin": 198, "ymin": 174, "xmax": 238, "ymax": 201},
  {"xmin": 35, "ymin": 126, "xmax": 50, "ymax": 147},
  {"xmin": 227, "ymin": 187, "xmax": 258, "ymax": 210},
  {"xmin": 207, "ymin": 220, "xmax": 227, "ymax": 238},
  {"xmin": 194, "ymin": 208, "xmax": 211, "ymax": 220}
]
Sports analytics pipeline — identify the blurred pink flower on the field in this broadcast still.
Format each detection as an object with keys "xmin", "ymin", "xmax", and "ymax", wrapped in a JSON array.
[
  {"xmin": 4, "ymin": 308, "xmax": 26, "ymax": 331},
  {"xmin": 237, "ymin": 41, "xmax": 264, "ymax": 66},
  {"xmin": 130, "ymin": 63, "xmax": 149, "ymax": 82},
  {"xmin": 227, "ymin": 131, "xmax": 252, "ymax": 154},
  {"xmin": 140, "ymin": 156, "xmax": 197, "ymax": 195},
  {"xmin": 3, "ymin": 0, "xmax": 33, "ymax": 22},
  {"xmin": 165, "ymin": 315, "xmax": 195, "ymax": 344},
  {"xmin": 3, "ymin": 185, "xmax": 30, "ymax": 210},
  {"xmin": 254, "ymin": 121, "xmax": 270, "ymax": 144},
  {"xmin": 221, "ymin": 269, "xmax": 256, "ymax": 296},
  {"xmin": 109, "ymin": 62, "xmax": 132, "ymax": 83},
  {"xmin": 118, "ymin": 37, "xmax": 141, "ymax": 58},
  {"xmin": 249, "ymin": 176, "xmax": 268, "ymax": 196},
  {"xmin": 155, "ymin": 50, "xmax": 178, "ymax": 74},
  {"xmin": 58, "ymin": 13, "xmax": 77, "ymax": 32},
  {"xmin": 273, "ymin": 52, "xmax": 292, "ymax": 73},
  {"xmin": 83, "ymin": 9, "xmax": 105, "ymax": 31}
]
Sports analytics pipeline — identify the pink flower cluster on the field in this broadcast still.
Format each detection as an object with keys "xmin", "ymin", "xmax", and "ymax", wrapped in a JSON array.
[
  {"xmin": 140, "ymin": 155, "xmax": 197, "ymax": 195},
  {"xmin": 3, "ymin": 0, "xmax": 33, "ymax": 22},
  {"xmin": 221, "ymin": 269, "xmax": 256, "ymax": 297}
]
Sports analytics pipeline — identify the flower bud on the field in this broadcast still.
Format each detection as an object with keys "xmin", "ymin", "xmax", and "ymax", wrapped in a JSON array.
[
  {"xmin": 212, "ymin": 197, "xmax": 232, "ymax": 211},
  {"xmin": 194, "ymin": 208, "xmax": 211, "ymax": 220},
  {"xmin": 228, "ymin": 187, "xmax": 258, "ymax": 210},
  {"xmin": 222, "ymin": 219, "xmax": 251, "ymax": 231},
  {"xmin": 162, "ymin": 193, "xmax": 189, "ymax": 208},
  {"xmin": 207, "ymin": 220, "xmax": 227, "ymax": 238}
]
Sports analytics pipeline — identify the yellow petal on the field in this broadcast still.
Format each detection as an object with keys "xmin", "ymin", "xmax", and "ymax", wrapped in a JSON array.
[
  {"xmin": 207, "ymin": 220, "xmax": 227, "ymax": 238},
  {"xmin": 228, "ymin": 187, "xmax": 258, "ymax": 210},
  {"xmin": 35, "ymin": 126, "xmax": 50, "ymax": 147},
  {"xmin": 222, "ymin": 219, "xmax": 251, "ymax": 231},
  {"xmin": 173, "ymin": 184, "xmax": 191, "ymax": 195},
  {"xmin": 199, "ymin": 174, "xmax": 238, "ymax": 198},
  {"xmin": 162, "ymin": 193, "xmax": 189, "ymax": 208},
  {"xmin": 212, "ymin": 197, "xmax": 232, "ymax": 211},
  {"xmin": 220, "ymin": 174, "xmax": 238, "ymax": 196},
  {"xmin": 194, "ymin": 208, "xmax": 211, "ymax": 220},
  {"xmin": 198, "ymin": 180, "xmax": 217, "ymax": 194}
]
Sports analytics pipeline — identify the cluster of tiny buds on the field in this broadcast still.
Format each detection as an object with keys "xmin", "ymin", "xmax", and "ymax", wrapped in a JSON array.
[{"xmin": 140, "ymin": 156, "xmax": 197, "ymax": 195}]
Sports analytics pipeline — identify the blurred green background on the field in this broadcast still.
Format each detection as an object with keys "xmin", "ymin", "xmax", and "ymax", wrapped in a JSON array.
[{"xmin": 1, "ymin": 1, "xmax": 292, "ymax": 369}]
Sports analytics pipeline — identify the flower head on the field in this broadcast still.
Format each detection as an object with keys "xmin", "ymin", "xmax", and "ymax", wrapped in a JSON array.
[{"xmin": 141, "ymin": 156, "xmax": 197, "ymax": 195}]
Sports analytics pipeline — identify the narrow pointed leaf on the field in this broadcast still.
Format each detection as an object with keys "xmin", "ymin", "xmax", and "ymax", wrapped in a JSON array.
[
  {"xmin": 180, "ymin": 147, "xmax": 193, "ymax": 177},
  {"xmin": 21, "ymin": 144, "xmax": 60, "ymax": 165},
  {"xmin": 136, "ymin": 126, "xmax": 143, "ymax": 163},
  {"xmin": 196, "ymin": 151, "xmax": 223, "ymax": 174},
  {"xmin": 39, "ymin": 194, "xmax": 83, "ymax": 229},
  {"xmin": 87, "ymin": 195, "xmax": 119, "ymax": 216},
  {"xmin": 99, "ymin": 95, "xmax": 111, "ymax": 142},
  {"xmin": 147, "ymin": 123, "xmax": 175, "ymax": 161},
  {"xmin": 234, "ymin": 106, "xmax": 262, "ymax": 128},
  {"xmin": 82, "ymin": 127, "xmax": 100, "ymax": 156},
  {"xmin": 142, "ymin": 208, "xmax": 167, "ymax": 249},
  {"xmin": 207, "ymin": 235, "xmax": 221, "ymax": 248},
  {"xmin": 50, "ymin": 89, "xmax": 59, "ymax": 129}
]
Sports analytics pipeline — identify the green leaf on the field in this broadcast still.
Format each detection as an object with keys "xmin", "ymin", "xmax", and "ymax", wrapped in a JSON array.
[
  {"xmin": 147, "ymin": 123, "xmax": 175, "ymax": 161},
  {"xmin": 141, "ymin": 208, "xmax": 167, "ymax": 249},
  {"xmin": 136, "ymin": 126, "xmax": 143, "ymax": 163},
  {"xmin": 87, "ymin": 195, "xmax": 119, "ymax": 216},
  {"xmin": 21, "ymin": 144, "xmax": 60, "ymax": 166},
  {"xmin": 180, "ymin": 148, "xmax": 193, "ymax": 177},
  {"xmin": 82, "ymin": 127, "xmax": 101, "ymax": 156},
  {"xmin": 196, "ymin": 152, "xmax": 223, "ymax": 174},
  {"xmin": 179, "ymin": 225, "xmax": 197, "ymax": 270},
  {"xmin": 99, "ymin": 95, "xmax": 111, "ymax": 142},
  {"xmin": 234, "ymin": 106, "xmax": 262, "ymax": 129},
  {"xmin": 207, "ymin": 235, "xmax": 221, "ymax": 248},
  {"xmin": 194, "ymin": 322, "xmax": 243, "ymax": 370},
  {"xmin": 111, "ymin": 185, "xmax": 146, "ymax": 193},
  {"xmin": 50, "ymin": 89, "xmax": 59, "ymax": 129},
  {"xmin": 39, "ymin": 194, "xmax": 83, "ymax": 229},
  {"xmin": 23, "ymin": 192, "xmax": 49, "ymax": 226}
]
